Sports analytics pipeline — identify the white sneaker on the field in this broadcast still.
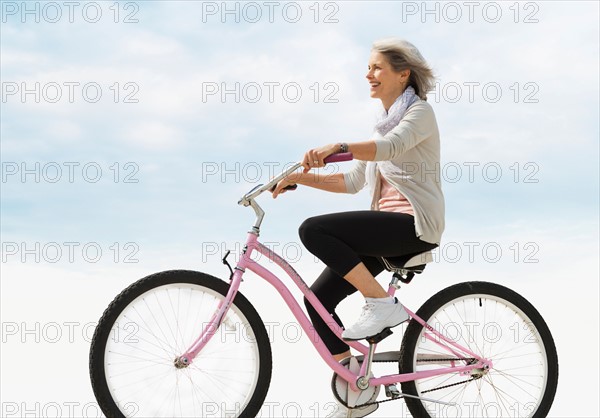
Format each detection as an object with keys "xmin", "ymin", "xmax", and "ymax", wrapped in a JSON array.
[{"xmin": 342, "ymin": 298, "xmax": 409, "ymax": 341}]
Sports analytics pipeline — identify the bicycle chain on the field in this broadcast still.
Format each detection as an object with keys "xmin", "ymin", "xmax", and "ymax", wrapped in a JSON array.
[{"xmin": 347, "ymin": 357, "xmax": 478, "ymax": 409}]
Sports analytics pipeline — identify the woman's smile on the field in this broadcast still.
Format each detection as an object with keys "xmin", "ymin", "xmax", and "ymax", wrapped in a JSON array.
[{"xmin": 369, "ymin": 80, "xmax": 381, "ymax": 91}]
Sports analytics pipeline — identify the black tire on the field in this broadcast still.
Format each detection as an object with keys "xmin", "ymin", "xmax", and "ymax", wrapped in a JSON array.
[
  {"xmin": 89, "ymin": 270, "xmax": 272, "ymax": 418},
  {"xmin": 399, "ymin": 281, "xmax": 558, "ymax": 418}
]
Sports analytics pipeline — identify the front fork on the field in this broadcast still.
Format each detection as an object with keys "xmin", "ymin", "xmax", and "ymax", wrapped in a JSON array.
[{"xmin": 174, "ymin": 251, "xmax": 244, "ymax": 368}]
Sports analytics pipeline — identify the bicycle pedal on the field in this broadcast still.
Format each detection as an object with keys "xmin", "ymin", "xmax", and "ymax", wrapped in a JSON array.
[
  {"xmin": 385, "ymin": 384, "xmax": 401, "ymax": 399},
  {"xmin": 366, "ymin": 328, "xmax": 393, "ymax": 344}
]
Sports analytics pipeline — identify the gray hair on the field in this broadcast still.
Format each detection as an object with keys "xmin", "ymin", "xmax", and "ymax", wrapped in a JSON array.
[{"xmin": 372, "ymin": 38, "xmax": 435, "ymax": 100}]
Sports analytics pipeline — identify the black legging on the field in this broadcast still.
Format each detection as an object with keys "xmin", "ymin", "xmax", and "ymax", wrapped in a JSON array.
[{"xmin": 298, "ymin": 211, "xmax": 437, "ymax": 355}]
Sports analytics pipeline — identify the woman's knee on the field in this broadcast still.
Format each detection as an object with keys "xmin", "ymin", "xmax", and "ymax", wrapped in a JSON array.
[{"xmin": 298, "ymin": 216, "xmax": 322, "ymax": 247}]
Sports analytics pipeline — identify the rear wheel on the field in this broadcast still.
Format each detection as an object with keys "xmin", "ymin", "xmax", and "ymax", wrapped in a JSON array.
[
  {"xmin": 89, "ymin": 270, "xmax": 272, "ymax": 417},
  {"xmin": 399, "ymin": 281, "xmax": 558, "ymax": 417}
]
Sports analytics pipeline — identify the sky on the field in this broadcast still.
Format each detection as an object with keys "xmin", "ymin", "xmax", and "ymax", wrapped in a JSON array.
[{"xmin": 1, "ymin": 1, "xmax": 599, "ymax": 417}]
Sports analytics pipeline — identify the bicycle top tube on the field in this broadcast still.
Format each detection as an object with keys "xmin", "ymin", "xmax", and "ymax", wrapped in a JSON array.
[{"xmin": 237, "ymin": 152, "xmax": 353, "ymax": 232}]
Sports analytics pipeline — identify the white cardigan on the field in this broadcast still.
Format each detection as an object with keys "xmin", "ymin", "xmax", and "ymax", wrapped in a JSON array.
[{"xmin": 343, "ymin": 99, "xmax": 445, "ymax": 245}]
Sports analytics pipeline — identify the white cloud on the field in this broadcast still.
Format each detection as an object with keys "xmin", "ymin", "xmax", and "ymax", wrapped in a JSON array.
[
  {"xmin": 119, "ymin": 30, "xmax": 186, "ymax": 57},
  {"xmin": 0, "ymin": 48, "xmax": 50, "ymax": 68},
  {"xmin": 46, "ymin": 119, "xmax": 82, "ymax": 141},
  {"xmin": 123, "ymin": 120, "xmax": 184, "ymax": 150}
]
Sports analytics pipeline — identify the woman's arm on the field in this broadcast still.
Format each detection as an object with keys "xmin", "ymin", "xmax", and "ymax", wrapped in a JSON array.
[
  {"xmin": 301, "ymin": 142, "xmax": 376, "ymax": 170},
  {"xmin": 272, "ymin": 142, "xmax": 374, "ymax": 198},
  {"xmin": 345, "ymin": 141, "xmax": 377, "ymax": 161},
  {"xmin": 272, "ymin": 172, "xmax": 346, "ymax": 198}
]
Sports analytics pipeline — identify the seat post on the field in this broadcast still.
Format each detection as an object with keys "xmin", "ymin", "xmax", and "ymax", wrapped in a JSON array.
[{"xmin": 387, "ymin": 275, "xmax": 401, "ymax": 296}]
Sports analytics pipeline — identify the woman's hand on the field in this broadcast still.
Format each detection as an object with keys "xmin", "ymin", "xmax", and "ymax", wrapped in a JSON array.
[
  {"xmin": 301, "ymin": 143, "xmax": 340, "ymax": 173},
  {"xmin": 271, "ymin": 143, "xmax": 345, "ymax": 198},
  {"xmin": 271, "ymin": 175, "xmax": 298, "ymax": 199}
]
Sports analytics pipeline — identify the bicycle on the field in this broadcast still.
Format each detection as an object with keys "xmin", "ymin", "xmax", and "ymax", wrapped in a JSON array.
[{"xmin": 89, "ymin": 153, "xmax": 559, "ymax": 417}]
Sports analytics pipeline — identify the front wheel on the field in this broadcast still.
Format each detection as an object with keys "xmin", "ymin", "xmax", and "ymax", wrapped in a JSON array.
[
  {"xmin": 399, "ymin": 281, "xmax": 558, "ymax": 417},
  {"xmin": 89, "ymin": 270, "xmax": 272, "ymax": 418}
]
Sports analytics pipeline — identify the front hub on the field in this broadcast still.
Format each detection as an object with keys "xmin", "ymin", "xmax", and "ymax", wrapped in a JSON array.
[{"xmin": 174, "ymin": 356, "xmax": 190, "ymax": 369}]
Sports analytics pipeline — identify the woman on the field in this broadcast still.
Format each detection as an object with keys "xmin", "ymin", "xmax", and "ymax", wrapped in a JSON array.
[{"xmin": 272, "ymin": 38, "xmax": 444, "ymax": 417}]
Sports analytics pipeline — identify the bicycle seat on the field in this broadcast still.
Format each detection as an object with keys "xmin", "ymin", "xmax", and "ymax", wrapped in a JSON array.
[
  {"xmin": 380, "ymin": 250, "xmax": 433, "ymax": 284},
  {"xmin": 381, "ymin": 250, "xmax": 433, "ymax": 271}
]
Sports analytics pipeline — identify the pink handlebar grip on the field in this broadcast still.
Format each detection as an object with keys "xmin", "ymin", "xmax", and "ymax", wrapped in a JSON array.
[{"xmin": 324, "ymin": 152, "xmax": 354, "ymax": 163}]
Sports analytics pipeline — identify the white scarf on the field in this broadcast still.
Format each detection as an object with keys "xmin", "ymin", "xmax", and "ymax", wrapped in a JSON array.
[{"xmin": 366, "ymin": 86, "xmax": 419, "ymax": 194}]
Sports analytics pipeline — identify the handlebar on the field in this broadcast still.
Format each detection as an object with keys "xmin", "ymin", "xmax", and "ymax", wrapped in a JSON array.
[
  {"xmin": 238, "ymin": 152, "xmax": 354, "ymax": 207},
  {"xmin": 322, "ymin": 152, "xmax": 354, "ymax": 164}
]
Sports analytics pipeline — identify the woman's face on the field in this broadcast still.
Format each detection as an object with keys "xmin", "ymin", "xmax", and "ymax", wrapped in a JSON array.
[{"xmin": 366, "ymin": 51, "xmax": 410, "ymax": 109}]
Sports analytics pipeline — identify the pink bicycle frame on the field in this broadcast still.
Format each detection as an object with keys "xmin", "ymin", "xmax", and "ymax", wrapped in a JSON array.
[{"xmin": 178, "ymin": 232, "xmax": 491, "ymax": 392}]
